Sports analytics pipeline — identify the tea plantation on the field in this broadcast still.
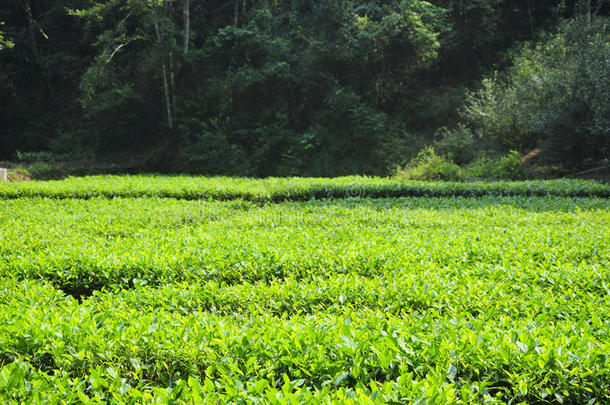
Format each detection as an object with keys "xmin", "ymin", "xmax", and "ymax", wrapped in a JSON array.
[{"xmin": 1, "ymin": 176, "xmax": 609, "ymax": 403}]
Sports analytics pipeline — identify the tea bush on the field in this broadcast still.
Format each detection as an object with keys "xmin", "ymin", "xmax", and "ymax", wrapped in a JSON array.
[{"xmin": 0, "ymin": 176, "xmax": 609, "ymax": 403}]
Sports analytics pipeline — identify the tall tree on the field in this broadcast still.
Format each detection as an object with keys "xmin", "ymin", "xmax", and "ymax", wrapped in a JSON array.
[{"xmin": 75, "ymin": 0, "xmax": 189, "ymax": 150}]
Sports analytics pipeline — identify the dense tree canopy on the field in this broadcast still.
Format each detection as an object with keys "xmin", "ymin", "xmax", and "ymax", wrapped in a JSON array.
[{"xmin": 0, "ymin": 0, "xmax": 608, "ymax": 176}]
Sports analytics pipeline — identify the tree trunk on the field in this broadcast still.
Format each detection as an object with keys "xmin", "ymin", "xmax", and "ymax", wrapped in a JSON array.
[
  {"xmin": 233, "ymin": 0, "xmax": 239, "ymax": 27},
  {"xmin": 153, "ymin": 17, "xmax": 174, "ymax": 130},
  {"xmin": 22, "ymin": 0, "xmax": 39, "ymax": 62},
  {"xmin": 169, "ymin": 50, "xmax": 177, "ymax": 122},
  {"xmin": 183, "ymin": 0, "xmax": 190, "ymax": 54},
  {"xmin": 161, "ymin": 61, "xmax": 174, "ymax": 130}
]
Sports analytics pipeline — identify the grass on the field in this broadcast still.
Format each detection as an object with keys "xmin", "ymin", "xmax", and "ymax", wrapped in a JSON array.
[{"xmin": 0, "ymin": 176, "xmax": 609, "ymax": 403}]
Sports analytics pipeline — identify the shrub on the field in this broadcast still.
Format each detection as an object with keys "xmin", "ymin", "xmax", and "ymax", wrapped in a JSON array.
[
  {"xmin": 465, "ymin": 151, "xmax": 528, "ymax": 180},
  {"xmin": 28, "ymin": 162, "xmax": 67, "ymax": 180},
  {"xmin": 16, "ymin": 151, "xmax": 60, "ymax": 163},
  {"xmin": 433, "ymin": 124, "xmax": 476, "ymax": 165},
  {"xmin": 396, "ymin": 147, "xmax": 462, "ymax": 181}
]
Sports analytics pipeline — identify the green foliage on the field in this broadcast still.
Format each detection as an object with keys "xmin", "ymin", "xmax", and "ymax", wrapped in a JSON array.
[
  {"xmin": 60, "ymin": 0, "xmax": 449, "ymax": 175},
  {"xmin": 15, "ymin": 151, "xmax": 63, "ymax": 164},
  {"xmin": 174, "ymin": 119, "xmax": 249, "ymax": 175},
  {"xmin": 461, "ymin": 15, "xmax": 610, "ymax": 167},
  {"xmin": 0, "ymin": 23, "xmax": 13, "ymax": 50},
  {"xmin": 1, "ymin": 175, "xmax": 608, "ymax": 200},
  {"xmin": 463, "ymin": 74, "xmax": 538, "ymax": 153},
  {"xmin": 433, "ymin": 124, "xmax": 476, "ymax": 165},
  {"xmin": 0, "ymin": 1, "xmax": 607, "ymax": 174},
  {"xmin": 15, "ymin": 151, "xmax": 71, "ymax": 180},
  {"xmin": 0, "ymin": 0, "xmax": 90, "ymax": 160},
  {"xmin": 27, "ymin": 162, "xmax": 67, "ymax": 180},
  {"xmin": 465, "ymin": 151, "xmax": 529, "ymax": 180},
  {"xmin": 396, "ymin": 147, "xmax": 462, "ymax": 181},
  {"xmin": 0, "ymin": 178, "xmax": 609, "ymax": 402}
]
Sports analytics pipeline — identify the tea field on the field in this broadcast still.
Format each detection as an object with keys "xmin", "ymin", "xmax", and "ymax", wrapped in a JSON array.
[{"xmin": 0, "ymin": 176, "xmax": 609, "ymax": 403}]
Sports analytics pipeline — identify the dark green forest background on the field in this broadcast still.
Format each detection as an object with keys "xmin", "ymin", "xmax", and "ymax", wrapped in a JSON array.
[{"xmin": 1, "ymin": 0, "xmax": 608, "ymax": 177}]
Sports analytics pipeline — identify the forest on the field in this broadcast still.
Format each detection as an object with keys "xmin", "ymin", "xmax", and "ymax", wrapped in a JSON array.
[{"xmin": 1, "ymin": 0, "xmax": 609, "ymax": 177}]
